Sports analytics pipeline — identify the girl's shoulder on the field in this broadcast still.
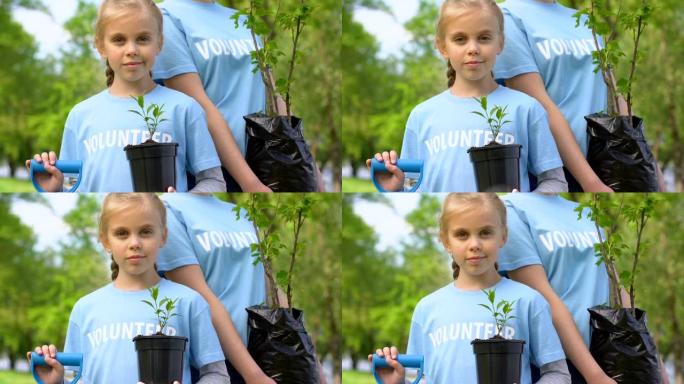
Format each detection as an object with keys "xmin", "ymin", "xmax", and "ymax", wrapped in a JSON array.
[
  {"xmin": 497, "ymin": 278, "xmax": 549, "ymax": 309},
  {"xmin": 152, "ymin": 86, "xmax": 204, "ymax": 114},
  {"xmin": 157, "ymin": 278, "xmax": 210, "ymax": 311},
  {"xmin": 414, "ymin": 282, "xmax": 459, "ymax": 310},
  {"xmin": 68, "ymin": 89, "xmax": 111, "ymax": 116},
  {"xmin": 409, "ymin": 90, "xmax": 455, "ymax": 117},
  {"xmin": 70, "ymin": 282, "xmax": 115, "ymax": 312},
  {"xmin": 492, "ymin": 86, "xmax": 546, "ymax": 117}
]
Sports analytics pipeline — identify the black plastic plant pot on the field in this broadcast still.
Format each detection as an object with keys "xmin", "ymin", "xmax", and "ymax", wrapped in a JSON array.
[
  {"xmin": 585, "ymin": 113, "xmax": 658, "ymax": 192},
  {"xmin": 133, "ymin": 334, "xmax": 187, "ymax": 384},
  {"xmin": 244, "ymin": 113, "xmax": 317, "ymax": 192},
  {"xmin": 124, "ymin": 141, "xmax": 178, "ymax": 192},
  {"xmin": 246, "ymin": 305, "xmax": 319, "ymax": 384},
  {"xmin": 588, "ymin": 305, "xmax": 662, "ymax": 383},
  {"xmin": 471, "ymin": 338, "xmax": 525, "ymax": 384},
  {"xmin": 467, "ymin": 143, "xmax": 522, "ymax": 192}
]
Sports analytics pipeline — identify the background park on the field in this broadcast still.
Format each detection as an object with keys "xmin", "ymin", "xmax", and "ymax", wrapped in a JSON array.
[
  {"xmin": 342, "ymin": 0, "xmax": 684, "ymax": 192},
  {"xmin": 342, "ymin": 193, "xmax": 684, "ymax": 383},
  {"xmin": 0, "ymin": 193, "xmax": 341, "ymax": 383},
  {"xmin": 0, "ymin": 0, "xmax": 341, "ymax": 192}
]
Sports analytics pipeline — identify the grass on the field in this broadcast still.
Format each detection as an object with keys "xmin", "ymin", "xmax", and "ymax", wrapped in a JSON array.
[
  {"xmin": 343, "ymin": 370, "xmax": 375, "ymax": 384},
  {"xmin": 342, "ymin": 177, "xmax": 376, "ymax": 193},
  {"xmin": 0, "ymin": 178, "xmax": 34, "ymax": 192},
  {"xmin": 0, "ymin": 370, "xmax": 35, "ymax": 384}
]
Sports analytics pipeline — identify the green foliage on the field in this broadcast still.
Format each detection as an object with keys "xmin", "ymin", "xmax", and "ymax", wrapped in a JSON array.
[
  {"xmin": 471, "ymin": 96, "xmax": 511, "ymax": 144},
  {"xmin": 141, "ymin": 286, "xmax": 180, "ymax": 335},
  {"xmin": 573, "ymin": 0, "xmax": 652, "ymax": 120},
  {"xmin": 234, "ymin": 194, "xmax": 317, "ymax": 311},
  {"xmin": 232, "ymin": 0, "xmax": 312, "ymax": 120},
  {"xmin": 128, "ymin": 95, "xmax": 168, "ymax": 139},
  {"xmin": 478, "ymin": 289, "xmax": 516, "ymax": 338},
  {"xmin": 575, "ymin": 193, "xmax": 658, "ymax": 311}
]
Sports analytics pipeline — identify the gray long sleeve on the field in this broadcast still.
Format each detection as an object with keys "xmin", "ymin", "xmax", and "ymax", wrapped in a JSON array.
[
  {"xmin": 190, "ymin": 166, "xmax": 226, "ymax": 193},
  {"xmin": 534, "ymin": 167, "xmax": 568, "ymax": 193},
  {"xmin": 535, "ymin": 359, "xmax": 571, "ymax": 384},
  {"xmin": 195, "ymin": 360, "xmax": 231, "ymax": 384}
]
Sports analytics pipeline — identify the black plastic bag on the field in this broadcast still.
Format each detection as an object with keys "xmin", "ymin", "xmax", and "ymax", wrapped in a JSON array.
[
  {"xmin": 588, "ymin": 305, "xmax": 662, "ymax": 384},
  {"xmin": 246, "ymin": 305, "xmax": 319, "ymax": 383},
  {"xmin": 244, "ymin": 113, "xmax": 317, "ymax": 192},
  {"xmin": 585, "ymin": 113, "xmax": 658, "ymax": 191}
]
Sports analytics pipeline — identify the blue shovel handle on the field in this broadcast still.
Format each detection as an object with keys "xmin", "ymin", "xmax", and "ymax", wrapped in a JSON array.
[
  {"xmin": 372, "ymin": 354, "xmax": 424, "ymax": 384},
  {"xmin": 30, "ymin": 352, "xmax": 83, "ymax": 384},
  {"xmin": 30, "ymin": 160, "xmax": 83, "ymax": 192},
  {"xmin": 370, "ymin": 158, "xmax": 424, "ymax": 192}
]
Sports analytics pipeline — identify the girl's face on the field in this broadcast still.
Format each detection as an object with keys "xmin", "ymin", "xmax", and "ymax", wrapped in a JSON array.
[
  {"xmin": 97, "ymin": 11, "xmax": 162, "ymax": 88},
  {"xmin": 101, "ymin": 205, "xmax": 167, "ymax": 280},
  {"xmin": 437, "ymin": 7, "xmax": 503, "ymax": 86},
  {"xmin": 442, "ymin": 206, "xmax": 506, "ymax": 279}
]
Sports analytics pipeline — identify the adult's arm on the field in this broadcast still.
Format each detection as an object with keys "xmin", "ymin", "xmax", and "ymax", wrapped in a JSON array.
[
  {"xmin": 165, "ymin": 265, "xmax": 275, "ymax": 384},
  {"xmin": 509, "ymin": 265, "xmax": 616, "ymax": 384},
  {"xmin": 164, "ymin": 73, "xmax": 271, "ymax": 192},
  {"xmin": 505, "ymin": 73, "xmax": 612, "ymax": 192}
]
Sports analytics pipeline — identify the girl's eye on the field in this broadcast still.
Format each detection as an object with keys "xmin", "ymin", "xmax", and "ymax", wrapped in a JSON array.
[
  {"xmin": 454, "ymin": 231, "xmax": 468, "ymax": 240},
  {"xmin": 141, "ymin": 227, "xmax": 154, "ymax": 236},
  {"xmin": 453, "ymin": 36, "xmax": 466, "ymax": 44},
  {"xmin": 138, "ymin": 36, "xmax": 151, "ymax": 43},
  {"xmin": 480, "ymin": 35, "xmax": 492, "ymax": 42},
  {"xmin": 480, "ymin": 229, "xmax": 493, "ymax": 237},
  {"xmin": 114, "ymin": 230, "xmax": 128, "ymax": 238}
]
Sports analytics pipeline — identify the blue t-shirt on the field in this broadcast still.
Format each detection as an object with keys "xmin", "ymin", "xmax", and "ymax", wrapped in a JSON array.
[
  {"xmin": 59, "ymin": 85, "xmax": 220, "ymax": 192},
  {"xmin": 401, "ymin": 86, "xmax": 562, "ymax": 192},
  {"xmin": 498, "ymin": 193, "xmax": 610, "ymax": 346},
  {"xmin": 407, "ymin": 278, "xmax": 565, "ymax": 384},
  {"xmin": 493, "ymin": 0, "xmax": 608, "ymax": 156},
  {"xmin": 157, "ymin": 194, "xmax": 266, "ymax": 346},
  {"xmin": 152, "ymin": 0, "xmax": 266, "ymax": 156},
  {"xmin": 63, "ymin": 278, "xmax": 224, "ymax": 384}
]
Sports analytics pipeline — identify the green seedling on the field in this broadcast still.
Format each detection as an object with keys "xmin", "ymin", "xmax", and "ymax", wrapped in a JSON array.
[
  {"xmin": 128, "ymin": 95, "xmax": 168, "ymax": 139},
  {"xmin": 471, "ymin": 96, "xmax": 512, "ymax": 144},
  {"xmin": 142, "ymin": 286, "xmax": 179, "ymax": 335},
  {"xmin": 478, "ymin": 288, "xmax": 516, "ymax": 338}
]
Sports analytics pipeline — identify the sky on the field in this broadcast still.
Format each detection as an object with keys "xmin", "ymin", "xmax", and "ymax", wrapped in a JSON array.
[
  {"xmin": 352, "ymin": 194, "xmax": 446, "ymax": 252},
  {"xmin": 12, "ymin": 0, "xmax": 99, "ymax": 58},
  {"xmin": 10, "ymin": 195, "xmax": 80, "ymax": 251}
]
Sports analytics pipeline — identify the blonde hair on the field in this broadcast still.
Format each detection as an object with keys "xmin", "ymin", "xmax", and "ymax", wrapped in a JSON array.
[
  {"xmin": 439, "ymin": 193, "xmax": 506, "ymax": 279},
  {"xmin": 435, "ymin": 0, "xmax": 505, "ymax": 87},
  {"xmin": 99, "ymin": 193, "xmax": 167, "ymax": 280},
  {"xmin": 94, "ymin": 0, "xmax": 163, "ymax": 87}
]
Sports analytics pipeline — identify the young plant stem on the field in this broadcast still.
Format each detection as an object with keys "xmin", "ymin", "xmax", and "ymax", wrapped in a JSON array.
[
  {"xmin": 626, "ymin": 11, "xmax": 646, "ymax": 123},
  {"xmin": 249, "ymin": 194, "xmax": 281, "ymax": 307},
  {"xmin": 286, "ymin": 207, "xmax": 305, "ymax": 314},
  {"xmin": 284, "ymin": 1, "xmax": 305, "ymax": 124},
  {"xmin": 629, "ymin": 204, "xmax": 648, "ymax": 315},
  {"xmin": 589, "ymin": 0, "xmax": 620, "ymax": 116},
  {"xmin": 247, "ymin": 2, "xmax": 279, "ymax": 116},
  {"xmin": 592, "ymin": 194, "xmax": 624, "ymax": 308}
]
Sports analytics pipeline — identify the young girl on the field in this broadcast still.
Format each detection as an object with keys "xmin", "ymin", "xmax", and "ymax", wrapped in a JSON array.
[
  {"xmin": 26, "ymin": 0, "xmax": 224, "ymax": 192},
  {"xmin": 371, "ymin": 193, "xmax": 570, "ymax": 384},
  {"xmin": 28, "ymin": 193, "xmax": 229, "ymax": 383},
  {"xmin": 369, "ymin": 0, "xmax": 566, "ymax": 193}
]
